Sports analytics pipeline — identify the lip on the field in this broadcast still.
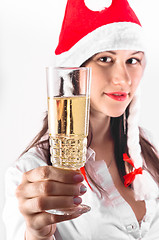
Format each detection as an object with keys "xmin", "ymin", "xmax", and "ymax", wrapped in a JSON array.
[{"xmin": 104, "ymin": 92, "xmax": 128, "ymax": 102}]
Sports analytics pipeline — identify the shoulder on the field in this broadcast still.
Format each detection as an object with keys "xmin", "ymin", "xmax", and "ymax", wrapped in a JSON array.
[
  {"xmin": 16, "ymin": 147, "xmax": 48, "ymax": 173},
  {"xmin": 4, "ymin": 147, "xmax": 48, "ymax": 195},
  {"xmin": 5, "ymin": 147, "xmax": 48, "ymax": 183}
]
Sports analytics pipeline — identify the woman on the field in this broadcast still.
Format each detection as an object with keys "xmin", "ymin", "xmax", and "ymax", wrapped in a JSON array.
[{"xmin": 3, "ymin": 0, "xmax": 159, "ymax": 239}]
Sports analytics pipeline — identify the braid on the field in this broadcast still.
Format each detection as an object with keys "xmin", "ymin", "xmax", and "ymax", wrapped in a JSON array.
[
  {"xmin": 127, "ymin": 88, "xmax": 158, "ymax": 200},
  {"xmin": 127, "ymin": 87, "xmax": 143, "ymax": 168}
]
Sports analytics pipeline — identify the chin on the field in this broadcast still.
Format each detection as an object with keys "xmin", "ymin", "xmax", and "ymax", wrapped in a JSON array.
[
  {"xmin": 110, "ymin": 113, "xmax": 124, "ymax": 118},
  {"xmin": 106, "ymin": 108, "xmax": 126, "ymax": 118}
]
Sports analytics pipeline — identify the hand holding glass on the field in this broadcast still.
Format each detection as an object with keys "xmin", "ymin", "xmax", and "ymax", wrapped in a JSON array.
[{"xmin": 46, "ymin": 67, "xmax": 91, "ymax": 215}]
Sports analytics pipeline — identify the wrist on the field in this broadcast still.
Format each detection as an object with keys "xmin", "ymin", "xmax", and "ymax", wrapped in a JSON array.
[{"xmin": 25, "ymin": 229, "xmax": 54, "ymax": 240}]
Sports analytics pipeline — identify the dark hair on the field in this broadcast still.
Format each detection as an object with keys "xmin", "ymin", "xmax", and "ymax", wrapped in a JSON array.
[{"xmin": 21, "ymin": 108, "xmax": 159, "ymax": 190}]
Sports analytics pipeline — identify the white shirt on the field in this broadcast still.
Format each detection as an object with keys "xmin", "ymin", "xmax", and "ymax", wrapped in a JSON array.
[{"xmin": 3, "ymin": 146, "xmax": 159, "ymax": 240}]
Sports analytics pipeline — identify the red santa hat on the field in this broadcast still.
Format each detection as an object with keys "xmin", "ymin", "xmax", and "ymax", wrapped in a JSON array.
[
  {"xmin": 54, "ymin": 0, "xmax": 158, "ymax": 201},
  {"xmin": 55, "ymin": 0, "xmax": 145, "ymax": 67}
]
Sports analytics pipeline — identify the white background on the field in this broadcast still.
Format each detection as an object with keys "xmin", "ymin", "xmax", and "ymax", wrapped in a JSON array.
[{"xmin": 1, "ymin": 0, "xmax": 159, "ymax": 238}]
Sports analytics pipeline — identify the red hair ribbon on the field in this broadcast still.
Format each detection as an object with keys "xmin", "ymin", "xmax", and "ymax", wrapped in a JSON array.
[
  {"xmin": 80, "ymin": 166, "xmax": 93, "ymax": 190},
  {"xmin": 123, "ymin": 153, "xmax": 143, "ymax": 187}
]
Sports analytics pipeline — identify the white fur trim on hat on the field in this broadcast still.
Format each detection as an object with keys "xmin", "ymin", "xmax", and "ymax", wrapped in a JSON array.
[
  {"xmin": 55, "ymin": 22, "xmax": 145, "ymax": 67},
  {"xmin": 84, "ymin": 0, "xmax": 112, "ymax": 11}
]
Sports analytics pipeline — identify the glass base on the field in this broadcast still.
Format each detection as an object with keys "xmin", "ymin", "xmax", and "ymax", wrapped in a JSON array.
[
  {"xmin": 49, "ymin": 135, "xmax": 87, "ymax": 170},
  {"xmin": 46, "ymin": 204, "xmax": 91, "ymax": 216}
]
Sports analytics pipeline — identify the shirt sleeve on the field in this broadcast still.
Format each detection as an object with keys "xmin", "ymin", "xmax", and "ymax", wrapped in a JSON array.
[{"xmin": 2, "ymin": 149, "xmax": 48, "ymax": 240}]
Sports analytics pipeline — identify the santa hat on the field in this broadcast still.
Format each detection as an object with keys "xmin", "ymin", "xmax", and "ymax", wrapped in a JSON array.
[
  {"xmin": 55, "ymin": 0, "xmax": 145, "ymax": 67},
  {"xmin": 54, "ymin": 0, "xmax": 158, "ymax": 200}
]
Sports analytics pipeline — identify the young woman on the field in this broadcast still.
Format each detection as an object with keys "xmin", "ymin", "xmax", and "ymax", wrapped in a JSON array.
[{"xmin": 3, "ymin": 0, "xmax": 159, "ymax": 239}]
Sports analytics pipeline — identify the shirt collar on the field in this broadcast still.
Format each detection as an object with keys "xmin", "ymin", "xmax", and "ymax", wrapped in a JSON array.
[{"xmin": 86, "ymin": 147, "xmax": 96, "ymax": 162}]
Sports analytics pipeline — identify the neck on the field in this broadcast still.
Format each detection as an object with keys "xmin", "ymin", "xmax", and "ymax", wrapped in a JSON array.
[{"xmin": 89, "ymin": 111, "xmax": 112, "ymax": 146}]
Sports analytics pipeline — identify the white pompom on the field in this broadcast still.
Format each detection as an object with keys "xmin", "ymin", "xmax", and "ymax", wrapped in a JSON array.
[{"xmin": 84, "ymin": 0, "xmax": 112, "ymax": 11}]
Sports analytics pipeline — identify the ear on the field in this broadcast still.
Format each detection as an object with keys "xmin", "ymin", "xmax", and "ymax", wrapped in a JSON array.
[{"xmin": 84, "ymin": 0, "xmax": 112, "ymax": 11}]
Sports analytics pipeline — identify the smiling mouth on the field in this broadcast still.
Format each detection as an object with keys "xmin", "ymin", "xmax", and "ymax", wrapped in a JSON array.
[{"xmin": 104, "ymin": 92, "xmax": 128, "ymax": 101}]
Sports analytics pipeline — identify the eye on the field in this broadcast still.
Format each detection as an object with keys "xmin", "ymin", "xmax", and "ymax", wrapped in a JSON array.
[
  {"xmin": 127, "ymin": 58, "xmax": 140, "ymax": 65},
  {"xmin": 99, "ymin": 56, "xmax": 112, "ymax": 63}
]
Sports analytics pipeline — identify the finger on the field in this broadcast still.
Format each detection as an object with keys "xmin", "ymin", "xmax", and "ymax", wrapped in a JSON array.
[
  {"xmin": 22, "ymin": 166, "xmax": 84, "ymax": 184},
  {"xmin": 22, "ymin": 196, "xmax": 82, "ymax": 214},
  {"xmin": 17, "ymin": 181, "xmax": 87, "ymax": 198}
]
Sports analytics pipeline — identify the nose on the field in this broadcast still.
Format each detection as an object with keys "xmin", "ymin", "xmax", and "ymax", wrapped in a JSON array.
[{"xmin": 111, "ymin": 63, "xmax": 131, "ymax": 87}]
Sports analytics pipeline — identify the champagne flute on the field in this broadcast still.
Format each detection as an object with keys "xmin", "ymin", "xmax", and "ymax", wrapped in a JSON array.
[{"xmin": 46, "ymin": 67, "xmax": 91, "ymax": 215}]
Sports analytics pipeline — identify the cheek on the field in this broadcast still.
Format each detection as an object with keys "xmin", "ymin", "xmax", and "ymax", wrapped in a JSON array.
[
  {"xmin": 90, "ymin": 76, "xmax": 102, "ymax": 96},
  {"xmin": 90, "ymin": 68, "xmax": 108, "ymax": 91},
  {"xmin": 90, "ymin": 80, "xmax": 103, "ymax": 110},
  {"xmin": 90, "ymin": 84, "xmax": 99, "ymax": 103},
  {"xmin": 130, "ymin": 71, "xmax": 143, "ymax": 93}
]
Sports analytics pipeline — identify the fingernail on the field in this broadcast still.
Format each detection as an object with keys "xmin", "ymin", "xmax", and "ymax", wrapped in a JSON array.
[
  {"xmin": 73, "ymin": 174, "xmax": 84, "ymax": 183},
  {"xmin": 80, "ymin": 185, "xmax": 87, "ymax": 194},
  {"xmin": 73, "ymin": 197, "xmax": 82, "ymax": 205}
]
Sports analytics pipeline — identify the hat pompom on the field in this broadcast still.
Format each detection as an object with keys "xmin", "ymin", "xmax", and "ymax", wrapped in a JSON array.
[{"xmin": 84, "ymin": 0, "xmax": 112, "ymax": 11}]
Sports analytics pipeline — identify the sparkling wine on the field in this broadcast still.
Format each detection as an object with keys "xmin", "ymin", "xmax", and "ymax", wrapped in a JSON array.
[{"xmin": 48, "ymin": 95, "xmax": 90, "ymax": 169}]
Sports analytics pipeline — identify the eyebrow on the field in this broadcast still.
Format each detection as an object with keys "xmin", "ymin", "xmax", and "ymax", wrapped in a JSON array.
[
  {"xmin": 131, "ymin": 51, "xmax": 144, "ymax": 55},
  {"xmin": 106, "ymin": 51, "xmax": 144, "ymax": 55},
  {"xmin": 106, "ymin": 51, "xmax": 116, "ymax": 55},
  {"xmin": 94, "ymin": 51, "xmax": 116, "ymax": 57},
  {"xmin": 94, "ymin": 50, "xmax": 144, "ymax": 58}
]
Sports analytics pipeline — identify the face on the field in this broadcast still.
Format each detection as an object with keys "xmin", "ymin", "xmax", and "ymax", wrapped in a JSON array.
[{"xmin": 85, "ymin": 50, "xmax": 146, "ymax": 118}]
